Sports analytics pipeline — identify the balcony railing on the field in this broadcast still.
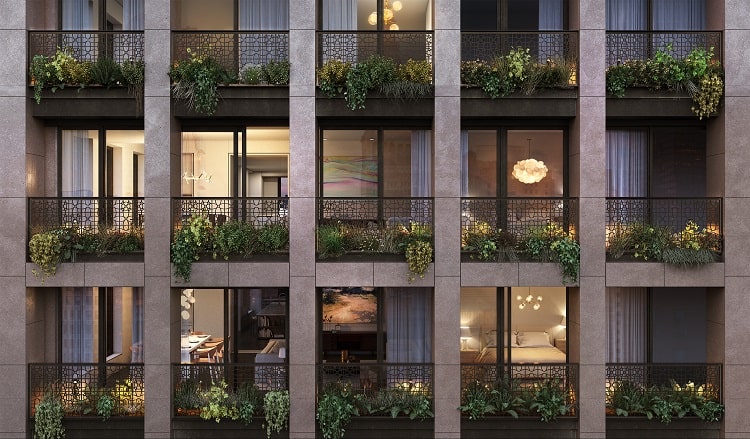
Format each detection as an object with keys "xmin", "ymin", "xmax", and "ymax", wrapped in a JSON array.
[
  {"xmin": 28, "ymin": 196, "xmax": 144, "ymax": 241},
  {"xmin": 606, "ymin": 31, "xmax": 722, "ymax": 67},
  {"xmin": 172, "ymin": 197, "xmax": 288, "ymax": 233},
  {"xmin": 318, "ymin": 362, "xmax": 433, "ymax": 397},
  {"xmin": 461, "ymin": 31, "xmax": 578, "ymax": 82},
  {"xmin": 461, "ymin": 363, "xmax": 579, "ymax": 415},
  {"xmin": 172, "ymin": 31, "xmax": 289, "ymax": 75},
  {"xmin": 317, "ymin": 31, "xmax": 433, "ymax": 67},
  {"xmin": 28, "ymin": 30, "xmax": 144, "ymax": 65},
  {"xmin": 606, "ymin": 363, "xmax": 722, "ymax": 402},
  {"xmin": 173, "ymin": 363, "xmax": 288, "ymax": 395},
  {"xmin": 461, "ymin": 197, "xmax": 578, "ymax": 255},
  {"xmin": 28, "ymin": 363, "xmax": 145, "ymax": 418},
  {"xmin": 606, "ymin": 197, "xmax": 723, "ymax": 259}
]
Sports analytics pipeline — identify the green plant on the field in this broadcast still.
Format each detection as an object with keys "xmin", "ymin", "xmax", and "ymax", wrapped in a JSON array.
[
  {"xmin": 317, "ymin": 384, "xmax": 359, "ymax": 439},
  {"xmin": 213, "ymin": 220, "xmax": 257, "ymax": 260},
  {"xmin": 264, "ymin": 389, "xmax": 289, "ymax": 439},
  {"xmin": 241, "ymin": 65, "xmax": 264, "ymax": 85},
  {"xmin": 318, "ymin": 59, "xmax": 351, "ymax": 97},
  {"xmin": 691, "ymin": 72, "xmax": 723, "ymax": 119},
  {"xmin": 693, "ymin": 399, "xmax": 724, "ymax": 422},
  {"xmin": 523, "ymin": 223, "xmax": 579, "ymax": 284},
  {"xmin": 459, "ymin": 381, "xmax": 497, "ymax": 420},
  {"xmin": 121, "ymin": 59, "xmax": 145, "ymax": 113},
  {"xmin": 317, "ymin": 223, "xmax": 348, "ymax": 259},
  {"xmin": 30, "ymin": 54, "xmax": 54, "ymax": 104},
  {"xmin": 200, "ymin": 380, "xmax": 239, "ymax": 423},
  {"xmin": 529, "ymin": 379, "xmax": 571, "ymax": 422},
  {"xmin": 174, "ymin": 379, "xmax": 204, "ymax": 414},
  {"xmin": 96, "ymin": 393, "xmax": 114, "ymax": 421},
  {"xmin": 29, "ymin": 228, "xmax": 75, "ymax": 282},
  {"xmin": 90, "ymin": 56, "xmax": 123, "ymax": 87},
  {"xmin": 405, "ymin": 240, "xmax": 432, "ymax": 282},
  {"xmin": 607, "ymin": 380, "xmax": 649, "ymax": 417},
  {"xmin": 262, "ymin": 60, "xmax": 291, "ymax": 85},
  {"xmin": 358, "ymin": 385, "xmax": 434, "ymax": 420},
  {"xmin": 381, "ymin": 58, "xmax": 433, "ymax": 99},
  {"xmin": 236, "ymin": 382, "xmax": 263, "ymax": 425},
  {"xmin": 169, "ymin": 48, "xmax": 231, "ymax": 115},
  {"xmin": 257, "ymin": 223, "xmax": 289, "ymax": 253},
  {"xmin": 549, "ymin": 235, "xmax": 581, "ymax": 284},
  {"xmin": 170, "ymin": 214, "xmax": 212, "ymax": 282},
  {"xmin": 34, "ymin": 393, "xmax": 65, "ymax": 439}
]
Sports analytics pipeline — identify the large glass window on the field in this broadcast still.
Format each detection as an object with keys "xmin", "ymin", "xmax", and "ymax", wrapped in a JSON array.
[
  {"xmin": 173, "ymin": 0, "xmax": 289, "ymax": 30},
  {"xmin": 460, "ymin": 287, "xmax": 568, "ymax": 364},
  {"xmin": 321, "ymin": 0, "xmax": 432, "ymax": 31},
  {"xmin": 60, "ymin": 129, "xmax": 144, "ymax": 197},
  {"xmin": 462, "ymin": 128, "xmax": 565, "ymax": 197},
  {"xmin": 61, "ymin": 287, "xmax": 144, "ymax": 363},
  {"xmin": 321, "ymin": 128, "xmax": 433, "ymax": 198},
  {"xmin": 606, "ymin": 0, "xmax": 705, "ymax": 31},
  {"xmin": 461, "ymin": 0, "xmax": 566, "ymax": 31},
  {"xmin": 62, "ymin": 0, "xmax": 144, "ymax": 30}
]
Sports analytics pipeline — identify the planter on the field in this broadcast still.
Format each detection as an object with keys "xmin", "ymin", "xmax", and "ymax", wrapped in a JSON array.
[
  {"xmin": 31, "ymin": 86, "xmax": 140, "ymax": 119},
  {"xmin": 173, "ymin": 85, "xmax": 289, "ymax": 118},
  {"xmin": 73, "ymin": 251, "xmax": 145, "ymax": 263},
  {"xmin": 606, "ymin": 416, "xmax": 720, "ymax": 439},
  {"xmin": 329, "ymin": 416, "xmax": 435, "ymax": 439},
  {"xmin": 316, "ymin": 91, "xmax": 434, "ymax": 118},
  {"xmin": 29, "ymin": 416, "xmax": 144, "ymax": 439},
  {"xmin": 172, "ymin": 416, "xmax": 288, "ymax": 439},
  {"xmin": 461, "ymin": 87, "xmax": 578, "ymax": 118},
  {"xmin": 461, "ymin": 416, "xmax": 578, "ymax": 439},
  {"xmin": 606, "ymin": 88, "xmax": 698, "ymax": 118}
]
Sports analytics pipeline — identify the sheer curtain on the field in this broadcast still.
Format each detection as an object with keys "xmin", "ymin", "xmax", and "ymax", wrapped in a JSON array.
[
  {"xmin": 62, "ymin": 0, "xmax": 95, "ymax": 61},
  {"xmin": 385, "ymin": 288, "xmax": 433, "ymax": 363},
  {"xmin": 606, "ymin": 288, "xmax": 647, "ymax": 362},
  {"xmin": 538, "ymin": 0, "xmax": 564, "ymax": 62},
  {"xmin": 239, "ymin": 0, "xmax": 290, "ymax": 68},
  {"xmin": 322, "ymin": 0, "xmax": 358, "ymax": 63},
  {"xmin": 122, "ymin": 0, "xmax": 145, "ymax": 30},
  {"xmin": 62, "ymin": 288, "xmax": 96, "ymax": 362},
  {"xmin": 131, "ymin": 288, "xmax": 144, "ymax": 362},
  {"xmin": 606, "ymin": 0, "xmax": 647, "ymax": 30},
  {"xmin": 606, "ymin": 129, "xmax": 648, "ymax": 197},
  {"xmin": 411, "ymin": 131, "xmax": 432, "ymax": 198},
  {"xmin": 652, "ymin": 0, "xmax": 705, "ymax": 30},
  {"xmin": 61, "ymin": 130, "xmax": 95, "ymax": 197}
]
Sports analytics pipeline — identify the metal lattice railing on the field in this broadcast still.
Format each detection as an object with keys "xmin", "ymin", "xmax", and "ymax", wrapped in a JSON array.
[
  {"xmin": 28, "ymin": 363, "xmax": 144, "ymax": 418},
  {"xmin": 606, "ymin": 363, "xmax": 722, "ymax": 401},
  {"xmin": 461, "ymin": 197, "xmax": 578, "ymax": 242},
  {"xmin": 172, "ymin": 31, "xmax": 289, "ymax": 74},
  {"xmin": 28, "ymin": 31, "xmax": 144, "ymax": 65},
  {"xmin": 606, "ymin": 31, "xmax": 722, "ymax": 67},
  {"xmin": 172, "ymin": 197, "xmax": 289, "ymax": 232},
  {"xmin": 461, "ymin": 31, "xmax": 578, "ymax": 76},
  {"xmin": 605, "ymin": 197, "xmax": 723, "ymax": 255},
  {"xmin": 319, "ymin": 197, "xmax": 433, "ymax": 226},
  {"xmin": 28, "ymin": 197, "xmax": 144, "ymax": 238},
  {"xmin": 461, "ymin": 363, "xmax": 579, "ymax": 412},
  {"xmin": 173, "ymin": 363, "xmax": 288, "ymax": 396},
  {"xmin": 318, "ymin": 362, "xmax": 433, "ymax": 395},
  {"xmin": 317, "ymin": 31, "xmax": 434, "ymax": 67}
]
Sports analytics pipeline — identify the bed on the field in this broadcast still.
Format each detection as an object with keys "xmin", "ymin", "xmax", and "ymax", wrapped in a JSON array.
[{"xmin": 468, "ymin": 330, "xmax": 567, "ymax": 364}]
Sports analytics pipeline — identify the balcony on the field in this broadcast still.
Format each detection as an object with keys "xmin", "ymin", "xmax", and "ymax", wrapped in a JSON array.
[
  {"xmin": 605, "ymin": 31, "xmax": 723, "ymax": 118},
  {"xmin": 606, "ymin": 197, "xmax": 722, "ymax": 262},
  {"xmin": 172, "ymin": 363, "xmax": 288, "ymax": 437},
  {"xmin": 170, "ymin": 31, "xmax": 290, "ymax": 117},
  {"xmin": 28, "ymin": 363, "xmax": 144, "ymax": 436},
  {"xmin": 28, "ymin": 31, "xmax": 144, "ymax": 118},
  {"xmin": 606, "ymin": 363, "xmax": 722, "ymax": 437},
  {"xmin": 460, "ymin": 31, "xmax": 578, "ymax": 118},
  {"xmin": 316, "ymin": 31, "xmax": 434, "ymax": 116}
]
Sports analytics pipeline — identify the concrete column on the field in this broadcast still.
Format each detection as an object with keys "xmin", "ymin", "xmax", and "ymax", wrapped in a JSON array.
[
  {"xmin": 288, "ymin": 0, "xmax": 317, "ymax": 437},
  {"xmin": 571, "ymin": 1, "xmax": 606, "ymax": 438},
  {"xmin": 143, "ymin": 1, "xmax": 176, "ymax": 437}
]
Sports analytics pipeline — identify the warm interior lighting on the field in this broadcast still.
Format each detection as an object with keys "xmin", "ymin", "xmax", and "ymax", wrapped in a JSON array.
[
  {"xmin": 460, "ymin": 326, "xmax": 472, "ymax": 350},
  {"xmin": 560, "ymin": 315, "xmax": 567, "ymax": 327},
  {"xmin": 369, "ymin": 0, "xmax": 401, "ymax": 29},
  {"xmin": 513, "ymin": 138, "xmax": 548, "ymax": 184},
  {"xmin": 517, "ymin": 293, "xmax": 543, "ymax": 310}
]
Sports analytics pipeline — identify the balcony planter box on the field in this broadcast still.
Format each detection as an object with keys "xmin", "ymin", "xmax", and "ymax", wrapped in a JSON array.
[
  {"xmin": 316, "ymin": 90, "xmax": 434, "ymax": 118},
  {"xmin": 173, "ymin": 85, "xmax": 289, "ymax": 118},
  {"xmin": 172, "ymin": 417, "xmax": 288, "ymax": 438},
  {"xmin": 29, "ymin": 416, "xmax": 144, "ymax": 439},
  {"xmin": 73, "ymin": 251, "xmax": 145, "ymax": 263},
  {"xmin": 461, "ymin": 87, "xmax": 578, "ymax": 118},
  {"xmin": 31, "ymin": 86, "xmax": 140, "ymax": 119},
  {"xmin": 606, "ymin": 417, "xmax": 720, "ymax": 439},
  {"xmin": 460, "ymin": 416, "xmax": 578, "ymax": 439},
  {"xmin": 606, "ymin": 88, "xmax": 700, "ymax": 118},
  {"xmin": 329, "ymin": 416, "xmax": 435, "ymax": 438}
]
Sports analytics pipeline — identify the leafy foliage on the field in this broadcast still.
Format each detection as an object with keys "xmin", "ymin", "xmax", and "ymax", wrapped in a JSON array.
[
  {"xmin": 523, "ymin": 223, "xmax": 580, "ymax": 284},
  {"xmin": 34, "ymin": 393, "xmax": 65, "ymax": 439},
  {"xmin": 460, "ymin": 378, "xmax": 571, "ymax": 422},
  {"xmin": 169, "ymin": 48, "xmax": 234, "ymax": 115},
  {"xmin": 200, "ymin": 380, "xmax": 239, "ymax": 423},
  {"xmin": 605, "ymin": 45, "xmax": 724, "ymax": 119},
  {"xmin": 96, "ymin": 394, "xmax": 115, "ymax": 421},
  {"xmin": 317, "ymin": 384, "xmax": 359, "ymax": 439},
  {"xmin": 529, "ymin": 379, "xmax": 572, "ymax": 422},
  {"xmin": 264, "ymin": 390, "xmax": 290, "ymax": 439}
]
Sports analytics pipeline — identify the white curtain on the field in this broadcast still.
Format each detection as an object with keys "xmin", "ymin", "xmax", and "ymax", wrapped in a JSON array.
[
  {"xmin": 606, "ymin": 0, "xmax": 647, "ymax": 30},
  {"xmin": 652, "ymin": 0, "xmax": 705, "ymax": 30},
  {"xmin": 460, "ymin": 130, "xmax": 469, "ymax": 197},
  {"xmin": 122, "ymin": 0, "xmax": 145, "ymax": 30},
  {"xmin": 62, "ymin": 288, "xmax": 96, "ymax": 362},
  {"xmin": 606, "ymin": 129, "xmax": 648, "ymax": 197},
  {"xmin": 385, "ymin": 288, "xmax": 433, "ymax": 363},
  {"xmin": 606, "ymin": 288, "xmax": 647, "ymax": 362},
  {"xmin": 322, "ymin": 0, "xmax": 358, "ymax": 63},
  {"xmin": 538, "ymin": 0, "xmax": 564, "ymax": 62},
  {"xmin": 411, "ymin": 131, "xmax": 432, "ymax": 197},
  {"xmin": 62, "ymin": 130, "xmax": 95, "ymax": 197},
  {"xmin": 239, "ymin": 0, "xmax": 289, "ymax": 30},
  {"xmin": 131, "ymin": 288, "xmax": 144, "ymax": 362},
  {"xmin": 62, "ymin": 0, "xmax": 94, "ymax": 30}
]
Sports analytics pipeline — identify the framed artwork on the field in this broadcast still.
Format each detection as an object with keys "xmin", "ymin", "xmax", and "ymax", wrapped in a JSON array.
[
  {"xmin": 322, "ymin": 156, "xmax": 378, "ymax": 197},
  {"xmin": 322, "ymin": 287, "xmax": 377, "ymax": 324}
]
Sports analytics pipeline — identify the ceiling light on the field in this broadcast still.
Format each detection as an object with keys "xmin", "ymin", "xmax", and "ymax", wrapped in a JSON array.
[{"xmin": 513, "ymin": 138, "xmax": 548, "ymax": 184}]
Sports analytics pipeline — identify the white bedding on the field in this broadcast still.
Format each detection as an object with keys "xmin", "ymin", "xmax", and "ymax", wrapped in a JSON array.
[{"xmin": 472, "ymin": 346, "xmax": 567, "ymax": 364}]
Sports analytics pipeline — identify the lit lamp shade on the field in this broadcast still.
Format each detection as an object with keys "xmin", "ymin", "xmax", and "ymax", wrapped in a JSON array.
[
  {"xmin": 512, "ymin": 158, "xmax": 548, "ymax": 184},
  {"xmin": 460, "ymin": 327, "xmax": 471, "ymax": 340},
  {"xmin": 560, "ymin": 316, "xmax": 567, "ymax": 327}
]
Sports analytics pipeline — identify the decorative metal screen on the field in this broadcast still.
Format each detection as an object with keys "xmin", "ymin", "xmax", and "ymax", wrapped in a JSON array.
[
  {"xmin": 318, "ymin": 363, "xmax": 433, "ymax": 396},
  {"xmin": 317, "ymin": 31, "xmax": 434, "ymax": 67},
  {"xmin": 28, "ymin": 31, "xmax": 144, "ymax": 64},
  {"xmin": 28, "ymin": 197, "xmax": 144, "ymax": 236},
  {"xmin": 606, "ymin": 363, "xmax": 722, "ymax": 401},
  {"xmin": 319, "ymin": 197, "xmax": 433, "ymax": 226},
  {"xmin": 172, "ymin": 31, "xmax": 289, "ymax": 74},
  {"xmin": 172, "ymin": 197, "xmax": 289, "ymax": 232},
  {"xmin": 28, "ymin": 363, "xmax": 144, "ymax": 417},
  {"xmin": 173, "ymin": 363, "xmax": 288, "ymax": 394},
  {"xmin": 606, "ymin": 31, "xmax": 722, "ymax": 66}
]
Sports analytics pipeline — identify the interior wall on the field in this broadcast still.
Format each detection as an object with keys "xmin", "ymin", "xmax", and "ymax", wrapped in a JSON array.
[{"xmin": 194, "ymin": 289, "xmax": 225, "ymax": 339}]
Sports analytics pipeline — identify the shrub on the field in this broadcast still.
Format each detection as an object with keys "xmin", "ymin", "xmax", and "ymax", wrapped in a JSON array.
[
  {"xmin": 262, "ymin": 60, "xmax": 290, "ymax": 85},
  {"xmin": 169, "ymin": 48, "xmax": 232, "ymax": 115}
]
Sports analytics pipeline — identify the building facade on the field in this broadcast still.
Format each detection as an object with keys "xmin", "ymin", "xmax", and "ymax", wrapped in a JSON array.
[{"xmin": 4, "ymin": 0, "xmax": 750, "ymax": 438}]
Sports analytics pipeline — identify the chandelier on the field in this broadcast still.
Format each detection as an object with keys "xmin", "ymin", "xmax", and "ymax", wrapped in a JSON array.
[
  {"xmin": 368, "ymin": 0, "xmax": 402, "ymax": 31},
  {"xmin": 517, "ymin": 292, "xmax": 543, "ymax": 310},
  {"xmin": 182, "ymin": 170, "xmax": 212, "ymax": 183},
  {"xmin": 512, "ymin": 138, "xmax": 548, "ymax": 184}
]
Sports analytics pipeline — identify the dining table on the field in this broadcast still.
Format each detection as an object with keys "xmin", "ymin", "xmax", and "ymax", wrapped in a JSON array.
[{"xmin": 180, "ymin": 334, "xmax": 211, "ymax": 363}]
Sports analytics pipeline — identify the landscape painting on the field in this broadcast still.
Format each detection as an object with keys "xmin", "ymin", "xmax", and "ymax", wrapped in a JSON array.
[
  {"xmin": 322, "ymin": 287, "xmax": 377, "ymax": 324},
  {"xmin": 322, "ymin": 156, "xmax": 378, "ymax": 197}
]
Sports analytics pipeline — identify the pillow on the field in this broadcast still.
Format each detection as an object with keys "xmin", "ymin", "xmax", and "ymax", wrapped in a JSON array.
[
  {"xmin": 486, "ymin": 330, "xmax": 519, "ymax": 347},
  {"xmin": 505, "ymin": 331, "xmax": 519, "ymax": 347},
  {"xmin": 485, "ymin": 330, "xmax": 497, "ymax": 347},
  {"xmin": 517, "ymin": 331, "xmax": 552, "ymax": 347}
]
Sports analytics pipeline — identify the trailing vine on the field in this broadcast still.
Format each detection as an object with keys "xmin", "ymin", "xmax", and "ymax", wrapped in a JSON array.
[{"xmin": 264, "ymin": 390, "xmax": 289, "ymax": 439}]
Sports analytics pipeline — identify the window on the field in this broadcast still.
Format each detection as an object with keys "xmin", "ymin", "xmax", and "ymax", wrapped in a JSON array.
[
  {"xmin": 174, "ymin": 0, "xmax": 289, "ymax": 30},
  {"xmin": 321, "ymin": 128, "xmax": 433, "ymax": 198},
  {"xmin": 460, "ymin": 287, "xmax": 568, "ymax": 364},
  {"xmin": 320, "ymin": 287, "xmax": 433, "ymax": 363},
  {"xmin": 61, "ymin": 0, "xmax": 144, "ymax": 30},
  {"xmin": 61, "ymin": 287, "xmax": 144, "ymax": 363},
  {"xmin": 606, "ymin": 0, "xmax": 705, "ymax": 31},
  {"xmin": 320, "ymin": 0, "xmax": 432, "ymax": 31},
  {"xmin": 461, "ymin": 0, "xmax": 567, "ymax": 31},
  {"xmin": 462, "ymin": 128, "xmax": 566, "ymax": 197}
]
